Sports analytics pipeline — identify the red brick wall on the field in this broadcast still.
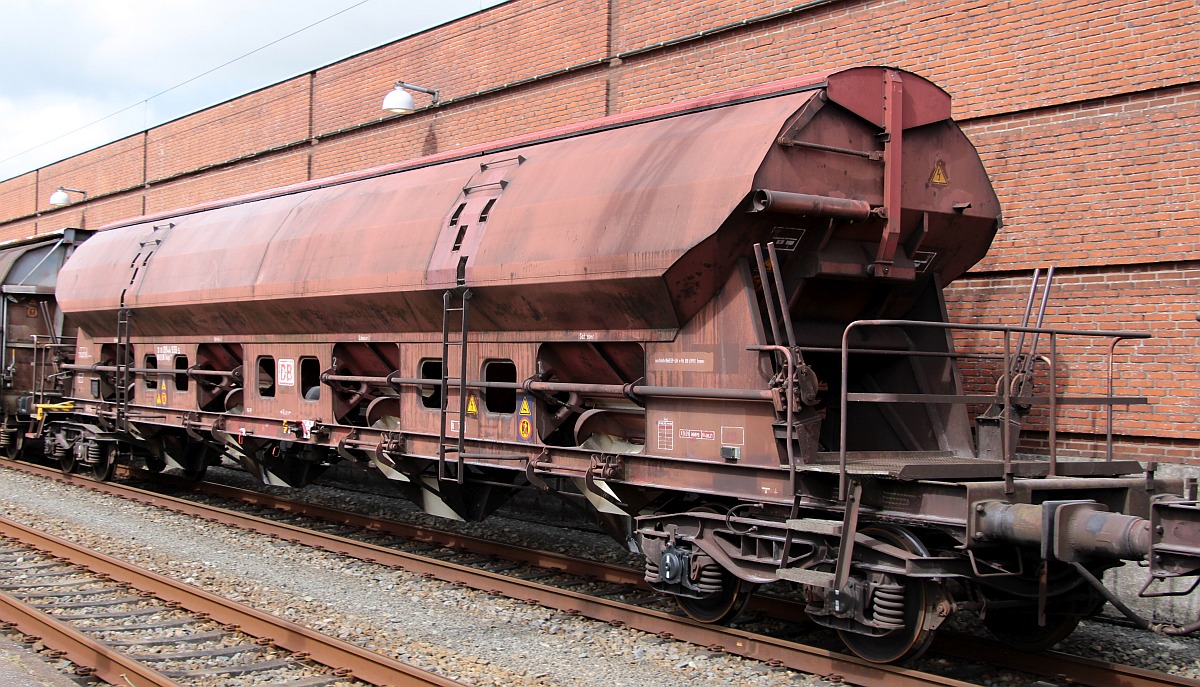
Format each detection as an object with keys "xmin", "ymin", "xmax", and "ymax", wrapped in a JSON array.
[
  {"xmin": 962, "ymin": 86, "xmax": 1200, "ymax": 271},
  {"xmin": 0, "ymin": 0, "xmax": 1196, "ymax": 462},
  {"xmin": 145, "ymin": 152, "xmax": 310, "ymax": 215},
  {"xmin": 0, "ymin": 173, "xmax": 37, "ymax": 237},
  {"xmin": 39, "ymin": 135, "xmax": 145, "ymax": 211},
  {"xmin": 312, "ymin": 0, "xmax": 608, "ymax": 135},
  {"xmin": 0, "ymin": 217, "xmax": 38, "ymax": 243},
  {"xmin": 311, "ymin": 76, "xmax": 608, "ymax": 178},
  {"xmin": 946, "ymin": 266, "xmax": 1200, "ymax": 453},
  {"xmin": 147, "ymin": 77, "xmax": 312, "ymax": 181}
]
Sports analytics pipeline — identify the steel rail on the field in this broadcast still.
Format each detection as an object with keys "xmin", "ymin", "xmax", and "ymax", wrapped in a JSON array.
[
  {"xmin": 153, "ymin": 468, "xmax": 809, "ymax": 618},
  {"xmin": 4, "ymin": 459, "xmax": 1197, "ymax": 687},
  {"xmin": 933, "ymin": 633, "xmax": 1200, "ymax": 687},
  {"xmin": 0, "ymin": 585, "xmax": 184, "ymax": 687},
  {"xmin": 0, "ymin": 514, "xmax": 465, "ymax": 687},
  {"xmin": 0, "ymin": 460, "xmax": 967, "ymax": 687},
  {"xmin": 184, "ymin": 474, "xmax": 653, "ymax": 586}
]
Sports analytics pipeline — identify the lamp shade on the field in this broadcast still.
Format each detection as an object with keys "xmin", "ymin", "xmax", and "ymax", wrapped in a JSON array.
[
  {"xmin": 49, "ymin": 188, "xmax": 72, "ymax": 206},
  {"xmin": 382, "ymin": 86, "xmax": 417, "ymax": 114}
]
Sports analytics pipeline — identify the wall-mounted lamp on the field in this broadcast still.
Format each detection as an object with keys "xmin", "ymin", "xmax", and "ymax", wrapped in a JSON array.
[
  {"xmin": 382, "ymin": 82, "xmax": 440, "ymax": 115},
  {"xmin": 49, "ymin": 186, "xmax": 88, "ymax": 206}
]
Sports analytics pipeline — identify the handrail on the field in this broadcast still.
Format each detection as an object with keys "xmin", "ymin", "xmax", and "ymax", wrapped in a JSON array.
[{"xmin": 838, "ymin": 318, "xmax": 1150, "ymax": 501}]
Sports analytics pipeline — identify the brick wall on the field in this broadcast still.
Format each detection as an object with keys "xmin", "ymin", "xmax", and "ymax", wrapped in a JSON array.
[
  {"xmin": 147, "ymin": 77, "xmax": 312, "ymax": 181},
  {"xmin": 962, "ymin": 85, "xmax": 1200, "ymax": 271},
  {"xmin": 1, "ymin": 0, "xmax": 1195, "ymax": 462},
  {"xmin": 945, "ymin": 265, "xmax": 1200, "ymax": 461}
]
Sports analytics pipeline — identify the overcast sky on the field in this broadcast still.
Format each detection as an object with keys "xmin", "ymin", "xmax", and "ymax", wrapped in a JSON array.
[{"xmin": 0, "ymin": 0, "xmax": 505, "ymax": 183}]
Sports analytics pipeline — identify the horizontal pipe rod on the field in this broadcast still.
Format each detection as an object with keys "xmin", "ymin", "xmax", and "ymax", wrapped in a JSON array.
[
  {"xmin": 324, "ymin": 373, "xmax": 773, "ymax": 403},
  {"xmin": 749, "ymin": 189, "xmax": 873, "ymax": 220}
]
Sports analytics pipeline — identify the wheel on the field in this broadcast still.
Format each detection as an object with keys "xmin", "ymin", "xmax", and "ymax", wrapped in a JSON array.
[
  {"xmin": 838, "ymin": 526, "xmax": 940, "ymax": 664},
  {"xmin": 90, "ymin": 443, "xmax": 116, "ymax": 482},
  {"xmin": 60, "ymin": 441, "xmax": 80, "ymax": 474},
  {"xmin": 3, "ymin": 429, "xmax": 24, "ymax": 460},
  {"xmin": 676, "ymin": 576, "xmax": 757, "ymax": 624},
  {"xmin": 981, "ymin": 567, "xmax": 1104, "ymax": 652},
  {"xmin": 671, "ymin": 504, "xmax": 757, "ymax": 624},
  {"xmin": 982, "ymin": 606, "xmax": 1082, "ymax": 652}
]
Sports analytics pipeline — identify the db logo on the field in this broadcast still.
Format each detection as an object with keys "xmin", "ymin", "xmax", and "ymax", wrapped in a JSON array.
[
  {"xmin": 277, "ymin": 358, "xmax": 296, "ymax": 387},
  {"xmin": 517, "ymin": 417, "xmax": 533, "ymax": 442}
]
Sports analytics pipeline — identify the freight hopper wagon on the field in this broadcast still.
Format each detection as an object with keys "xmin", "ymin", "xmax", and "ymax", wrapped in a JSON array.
[{"xmin": 28, "ymin": 67, "xmax": 1200, "ymax": 662}]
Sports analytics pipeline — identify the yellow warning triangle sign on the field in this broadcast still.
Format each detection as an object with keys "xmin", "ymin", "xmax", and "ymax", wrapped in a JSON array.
[
  {"xmin": 466, "ymin": 394, "xmax": 478, "ymax": 415},
  {"xmin": 519, "ymin": 397, "xmax": 532, "ymax": 416},
  {"xmin": 930, "ymin": 159, "xmax": 949, "ymax": 185}
]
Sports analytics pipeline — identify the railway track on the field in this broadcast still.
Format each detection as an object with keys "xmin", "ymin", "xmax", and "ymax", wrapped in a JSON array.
[
  {"xmin": 0, "ymin": 513, "xmax": 467, "ymax": 687},
  {"xmin": 2, "ymin": 458, "xmax": 1196, "ymax": 687}
]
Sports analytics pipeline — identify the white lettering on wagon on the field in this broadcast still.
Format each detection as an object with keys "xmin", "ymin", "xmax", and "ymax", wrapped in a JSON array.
[
  {"xmin": 155, "ymin": 344, "xmax": 182, "ymax": 362},
  {"xmin": 678, "ymin": 429, "xmax": 715, "ymax": 441},
  {"xmin": 650, "ymin": 352, "xmax": 713, "ymax": 372},
  {"xmin": 657, "ymin": 419, "xmax": 674, "ymax": 451}
]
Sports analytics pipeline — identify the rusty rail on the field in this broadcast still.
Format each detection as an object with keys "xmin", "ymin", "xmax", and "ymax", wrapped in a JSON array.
[
  {"xmin": 4, "ymin": 459, "xmax": 1197, "ymax": 687},
  {"xmin": 0, "ymin": 514, "xmax": 465, "ymax": 687},
  {"xmin": 0, "ymin": 585, "xmax": 184, "ymax": 687},
  {"xmin": 0, "ymin": 460, "xmax": 970, "ymax": 687}
]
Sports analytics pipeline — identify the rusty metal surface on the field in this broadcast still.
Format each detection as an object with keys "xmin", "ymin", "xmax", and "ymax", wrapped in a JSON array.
[
  {"xmin": 0, "ymin": 587, "xmax": 185, "ymax": 687},
  {"xmin": 57, "ymin": 67, "xmax": 998, "ymax": 340},
  {"xmin": 47, "ymin": 67, "xmax": 1010, "ymax": 516},
  {"xmin": 808, "ymin": 451, "xmax": 1148, "ymax": 480},
  {"xmin": 0, "ymin": 459, "xmax": 979, "ymax": 687},
  {"xmin": 933, "ymin": 633, "xmax": 1200, "ymax": 687},
  {"xmin": 0, "ymin": 513, "xmax": 465, "ymax": 687},
  {"xmin": 11, "ymin": 460, "xmax": 1193, "ymax": 687},
  {"xmin": 57, "ymin": 92, "xmax": 814, "ymax": 337}
]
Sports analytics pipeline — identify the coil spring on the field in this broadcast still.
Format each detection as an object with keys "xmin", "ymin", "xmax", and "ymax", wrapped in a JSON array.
[
  {"xmin": 0, "ymin": 428, "xmax": 12, "ymax": 448},
  {"xmin": 644, "ymin": 558, "xmax": 661, "ymax": 583},
  {"xmin": 87, "ymin": 442, "xmax": 102, "ymax": 464},
  {"xmin": 695, "ymin": 563, "xmax": 725, "ymax": 595},
  {"xmin": 872, "ymin": 582, "xmax": 906, "ymax": 630}
]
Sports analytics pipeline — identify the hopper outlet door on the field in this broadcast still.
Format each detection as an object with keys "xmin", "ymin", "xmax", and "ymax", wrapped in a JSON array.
[{"xmin": 427, "ymin": 155, "xmax": 523, "ymax": 286}]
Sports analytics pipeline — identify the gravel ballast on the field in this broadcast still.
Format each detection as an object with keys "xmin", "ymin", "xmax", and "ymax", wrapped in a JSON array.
[
  {"xmin": 2, "ymin": 465, "xmax": 1198, "ymax": 685},
  {"xmin": 0, "ymin": 468, "xmax": 825, "ymax": 687}
]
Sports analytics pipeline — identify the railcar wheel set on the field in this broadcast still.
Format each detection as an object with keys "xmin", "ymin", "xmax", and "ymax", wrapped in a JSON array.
[{"xmin": 2, "ymin": 67, "xmax": 1198, "ymax": 663}]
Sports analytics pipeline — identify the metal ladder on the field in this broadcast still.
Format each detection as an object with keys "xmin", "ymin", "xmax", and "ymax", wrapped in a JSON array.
[
  {"xmin": 114, "ymin": 308, "xmax": 132, "ymax": 433},
  {"xmin": 113, "ymin": 223, "xmax": 173, "ymax": 433},
  {"xmin": 752, "ymin": 242, "xmax": 811, "ymax": 491},
  {"xmin": 753, "ymin": 242, "xmax": 813, "ymax": 576},
  {"xmin": 436, "ymin": 285, "xmax": 472, "ymax": 483}
]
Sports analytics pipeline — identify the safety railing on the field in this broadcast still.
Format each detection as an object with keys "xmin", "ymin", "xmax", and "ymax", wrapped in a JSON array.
[{"xmin": 833, "ymin": 319, "xmax": 1149, "ymax": 500}]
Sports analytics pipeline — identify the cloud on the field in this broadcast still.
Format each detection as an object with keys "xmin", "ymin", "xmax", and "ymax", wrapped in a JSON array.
[
  {"xmin": 0, "ymin": 0, "xmax": 501, "ymax": 182},
  {"xmin": 0, "ymin": 92, "xmax": 141, "ymax": 179}
]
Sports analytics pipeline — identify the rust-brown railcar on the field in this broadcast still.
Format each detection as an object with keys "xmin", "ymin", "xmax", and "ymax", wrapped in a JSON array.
[{"xmin": 9, "ymin": 67, "xmax": 1199, "ymax": 662}]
